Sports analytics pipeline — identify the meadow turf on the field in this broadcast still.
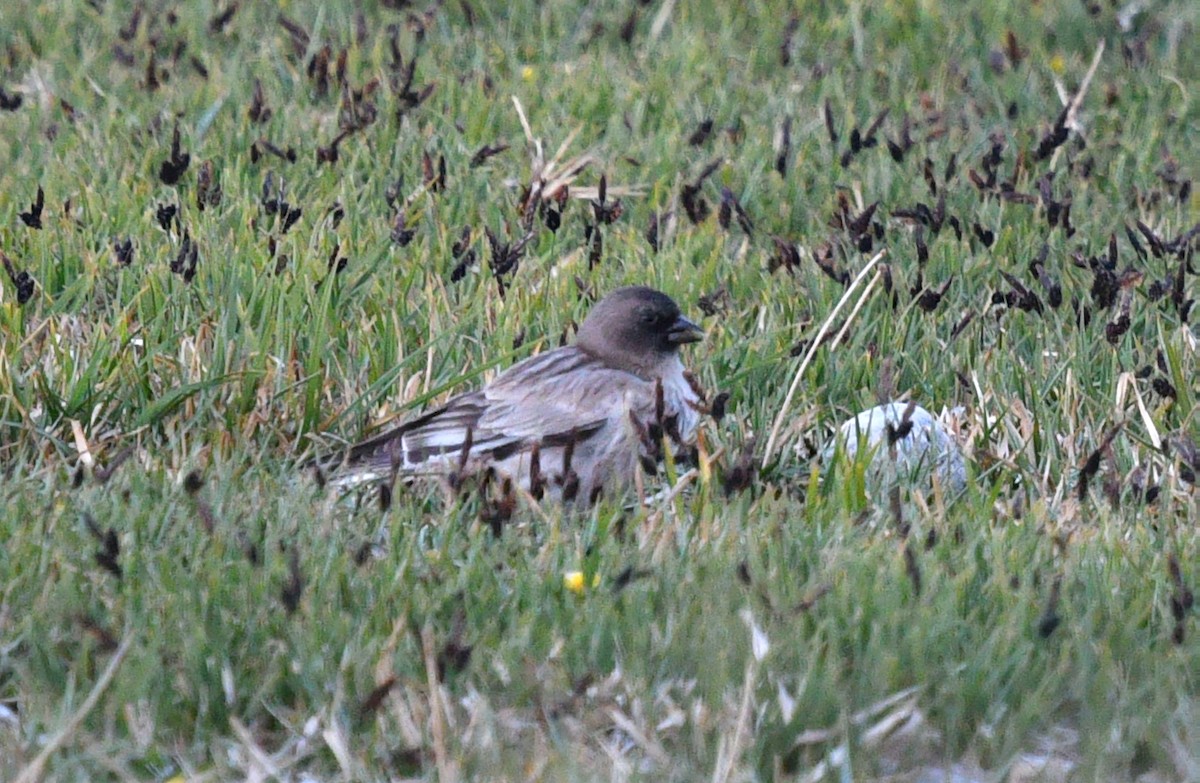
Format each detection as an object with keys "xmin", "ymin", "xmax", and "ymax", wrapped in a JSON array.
[{"xmin": 1, "ymin": 0, "xmax": 1199, "ymax": 779}]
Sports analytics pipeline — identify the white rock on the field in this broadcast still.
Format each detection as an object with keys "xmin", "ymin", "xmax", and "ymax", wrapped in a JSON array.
[{"xmin": 822, "ymin": 402, "xmax": 967, "ymax": 495}]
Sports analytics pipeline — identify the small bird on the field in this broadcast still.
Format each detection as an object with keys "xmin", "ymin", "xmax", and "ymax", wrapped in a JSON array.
[{"xmin": 321, "ymin": 286, "xmax": 706, "ymax": 502}]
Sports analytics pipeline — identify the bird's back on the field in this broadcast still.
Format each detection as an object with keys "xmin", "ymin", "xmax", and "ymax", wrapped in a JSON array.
[{"xmin": 330, "ymin": 345, "xmax": 700, "ymax": 500}]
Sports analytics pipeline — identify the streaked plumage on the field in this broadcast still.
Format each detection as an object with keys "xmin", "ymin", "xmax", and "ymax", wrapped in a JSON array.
[{"xmin": 323, "ymin": 287, "xmax": 705, "ymax": 502}]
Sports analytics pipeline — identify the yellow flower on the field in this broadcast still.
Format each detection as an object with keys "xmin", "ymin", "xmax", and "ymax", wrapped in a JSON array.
[
  {"xmin": 563, "ymin": 571, "xmax": 600, "ymax": 594},
  {"xmin": 1049, "ymin": 55, "xmax": 1065, "ymax": 75},
  {"xmin": 521, "ymin": 66, "xmax": 535, "ymax": 82}
]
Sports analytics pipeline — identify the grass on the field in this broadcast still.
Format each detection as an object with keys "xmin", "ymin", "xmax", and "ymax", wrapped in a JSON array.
[{"xmin": 1, "ymin": 0, "xmax": 1198, "ymax": 779}]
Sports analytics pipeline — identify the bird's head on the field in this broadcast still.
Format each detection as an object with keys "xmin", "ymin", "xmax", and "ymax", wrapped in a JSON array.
[{"xmin": 577, "ymin": 286, "xmax": 703, "ymax": 375}]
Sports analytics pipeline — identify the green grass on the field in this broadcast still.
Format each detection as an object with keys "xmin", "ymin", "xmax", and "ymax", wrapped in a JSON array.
[{"xmin": 1, "ymin": 0, "xmax": 1199, "ymax": 779}]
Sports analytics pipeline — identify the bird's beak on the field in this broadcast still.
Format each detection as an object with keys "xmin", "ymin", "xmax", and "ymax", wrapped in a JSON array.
[{"xmin": 667, "ymin": 315, "xmax": 704, "ymax": 344}]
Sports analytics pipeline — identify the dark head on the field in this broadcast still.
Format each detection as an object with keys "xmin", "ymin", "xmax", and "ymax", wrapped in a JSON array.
[{"xmin": 576, "ymin": 286, "xmax": 703, "ymax": 376}]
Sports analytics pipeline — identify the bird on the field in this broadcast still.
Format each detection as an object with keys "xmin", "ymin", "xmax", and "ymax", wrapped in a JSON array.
[
  {"xmin": 820, "ymin": 400, "xmax": 967, "ymax": 496},
  {"xmin": 319, "ymin": 286, "xmax": 707, "ymax": 503}
]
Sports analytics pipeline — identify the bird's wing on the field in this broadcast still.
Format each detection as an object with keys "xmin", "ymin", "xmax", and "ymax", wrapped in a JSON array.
[
  {"xmin": 473, "ymin": 346, "xmax": 643, "ymax": 441},
  {"xmin": 340, "ymin": 347, "xmax": 646, "ymax": 476},
  {"xmin": 339, "ymin": 389, "xmax": 490, "ymax": 469}
]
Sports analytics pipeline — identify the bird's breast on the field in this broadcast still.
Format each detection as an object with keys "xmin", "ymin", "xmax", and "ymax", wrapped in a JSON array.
[{"xmin": 659, "ymin": 359, "xmax": 701, "ymax": 444}]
